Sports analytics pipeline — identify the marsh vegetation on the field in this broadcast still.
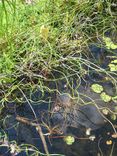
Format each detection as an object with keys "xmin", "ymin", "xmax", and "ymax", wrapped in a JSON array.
[{"xmin": 0, "ymin": 0, "xmax": 117, "ymax": 155}]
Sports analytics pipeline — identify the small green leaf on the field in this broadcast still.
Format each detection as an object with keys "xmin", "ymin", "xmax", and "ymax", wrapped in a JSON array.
[
  {"xmin": 110, "ymin": 44, "xmax": 117, "ymax": 50},
  {"xmin": 111, "ymin": 114, "xmax": 117, "ymax": 120},
  {"xmin": 111, "ymin": 60, "xmax": 117, "ymax": 64},
  {"xmin": 112, "ymin": 96, "xmax": 117, "ymax": 103},
  {"xmin": 91, "ymin": 84, "xmax": 103, "ymax": 93},
  {"xmin": 103, "ymin": 37, "xmax": 117, "ymax": 50},
  {"xmin": 108, "ymin": 64, "xmax": 117, "ymax": 72},
  {"xmin": 100, "ymin": 92, "xmax": 111, "ymax": 102},
  {"xmin": 112, "ymin": 96, "xmax": 117, "ymax": 100},
  {"xmin": 63, "ymin": 136, "xmax": 75, "ymax": 145}
]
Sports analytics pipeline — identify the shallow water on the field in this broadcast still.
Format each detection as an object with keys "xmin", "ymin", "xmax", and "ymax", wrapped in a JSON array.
[
  {"xmin": 0, "ymin": 44, "xmax": 117, "ymax": 156},
  {"xmin": 0, "ymin": 81, "xmax": 117, "ymax": 156}
]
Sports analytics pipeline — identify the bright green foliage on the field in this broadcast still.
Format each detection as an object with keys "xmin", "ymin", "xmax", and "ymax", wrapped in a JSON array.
[
  {"xmin": 103, "ymin": 37, "xmax": 117, "ymax": 50},
  {"xmin": 111, "ymin": 114, "xmax": 117, "ymax": 121},
  {"xmin": 108, "ymin": 64, "xmax": 117, "ymax": 72},
  {"xmin": 111, "ymin": 60, "xmax": 117, "ymax": 64},
  {"xmin": 63, "ymin": 136, "xmax": 75, "ymax": 145},
  {"xmin": 0, "ymin": 0, "xmax": 117, "ymax": 155},
  {"xmin": 91, "ymin": 84, "xmax": 103, "ymax": 93},
  {"xmin": 0, "ymin": 0, "xmax": 116, "ymax": 88},
  {"xmin": 112, "ymin": 96, "xmax": 117, "ymax": 103},
  {"xmin": 100, "ymin": 92, "xmax": 111, "ymax": 102},
  {"xmin": 108, "ymin": 60, "xmax": 117, "ymax": 72}
]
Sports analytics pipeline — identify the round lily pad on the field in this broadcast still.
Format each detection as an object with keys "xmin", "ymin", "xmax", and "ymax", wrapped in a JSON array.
[
  {"xmin": 111, "ymin": 114, "xmax": 117, "ymax": 121},
  {"xmin": 108, "ymin": 63, "xmax": 117, "ymax": 72},
  {"xmin": 100, "ymin": 92, "xmax": 111, "ymax": 102},
  {"xmin": 91, "ymin": 84, "xmax": 103, "ymax": 93},
  {"xmin": 63, "ymin": 136, "xmax": 75, "ymax": 145}
]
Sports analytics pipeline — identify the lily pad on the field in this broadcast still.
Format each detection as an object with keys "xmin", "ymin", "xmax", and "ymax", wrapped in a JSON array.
[
  {"xmin": 63, "ymin": 136, "xmax": 75, "ymax": 145},
  {"xmin": 111, "ymin": 60, "xmax": 117, "ymax": 64},
  {"xmin": 111, "ymin": 114, "xmax": 117, "ymax": 121},
  {"xmin": 91, "ymin": 84, "xmax": 103, "ymax": 93},
  {"xmin": 108, "ymin": 63, "xmax": 117, "ymax": 72},
  {"xmin": 103, "ymin": 37, "xmax": 117, "ymax": 50},
  {"xmin": 112, "ymin": 96, "xmax": 117, "ymax": 103},
  {"xmin": 100, "ymin": 92, "xmax": 111, "ymax": 102}
]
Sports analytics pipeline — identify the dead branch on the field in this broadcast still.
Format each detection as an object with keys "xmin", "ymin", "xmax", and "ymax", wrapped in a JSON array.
[{"xmin": 18, "ymin": 87, "xmax": 50, "ymax": 156}]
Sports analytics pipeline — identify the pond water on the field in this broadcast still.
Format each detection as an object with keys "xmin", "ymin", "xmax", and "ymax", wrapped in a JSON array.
[
  {"xmin": 0, "ymin": 80, "xmax": 117, "ymax": 156},
  {"xmin": 0, "ymin": 44, "xmax": 117, "ymax": 156}
]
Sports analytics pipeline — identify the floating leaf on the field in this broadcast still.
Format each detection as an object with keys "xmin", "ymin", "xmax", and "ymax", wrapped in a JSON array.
[
  {"xmin": 108, "ymin": 63, "xmax": 117, "ymax": 72},
  {"xmin": 108, "ymin": 59, "xmax": 117, "ymax": 71},
  {"xmin": 111, "ymin": 44, "xmax": 117, "ymax": 49},
  {"xmin": 112, "ymin": 96, "xmax": 117, "ymax": 103},
  {"xmin": 40, "ymin": 25, "xmax": 49, "ymax": 40},
  {"xmin": 100, "ymin": 92, "xmax": 111, "ymax": 102},
  {"xmin": 111, "ymin": 114, "xmax": 116, "ymax": 120},
  {"xmin": 91, "ymin": 84, "xmax": 103, "ymax": 93},
  {"xmin": 111, "ymin": 59, "xmax": 117, "ymax": 64},
  {"xmin": 63, "ymin": 136, "xmax": 75, "ymax": 145},
  {"xmin": 103, "ymin": 37, "xmax": 111, "ymax": 43},
  {"xmin": 103, "ymin": 37, "xmax": 117, "ymax": 50}
]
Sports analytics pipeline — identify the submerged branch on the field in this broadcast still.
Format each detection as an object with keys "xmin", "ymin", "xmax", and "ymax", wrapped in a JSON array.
[{"xmin": 18, "ymin": 87, "xmax": 50, "ymax": 156}]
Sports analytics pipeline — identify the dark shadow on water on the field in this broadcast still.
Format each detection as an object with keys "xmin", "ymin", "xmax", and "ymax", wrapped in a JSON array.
[
  {"xmin": 1, "ymin": 47, "xmax": 117, "ymax": 155},
  {"xmin": 0, "ymin": 100, "xmax": 117, "ymax": 156}
]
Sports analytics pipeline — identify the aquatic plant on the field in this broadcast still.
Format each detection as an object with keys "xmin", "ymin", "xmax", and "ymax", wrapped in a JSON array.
[
  {"xmin": 0, "ymin": 0, "xmax": 117, "ymax": 155},
  {"xmin": 100, "ymin": 92, "xmax": 112, "ymax": 102},
  {"xmin": 103, "ymin": 37, "xmax": 117, "ymax": 50},
  {"xmin": 91, "ymin": 84, "xmax": 103, "ymax": 93},
  {"xmin": 63, "ymin": 135, "xmax": 75, "ymax": 145},
  {"xmin": 108, "ymin": 59, "xmax": 117, "ymax": 72}
]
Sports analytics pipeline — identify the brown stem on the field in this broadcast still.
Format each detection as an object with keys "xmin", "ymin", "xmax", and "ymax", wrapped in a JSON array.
[
  {"xmin": 16, "ymin": 115, "xmax": 49, "ymax": 155},
  {"xmin": 18, "ymin": 87, "xmax": 50, "ymax": 156}
]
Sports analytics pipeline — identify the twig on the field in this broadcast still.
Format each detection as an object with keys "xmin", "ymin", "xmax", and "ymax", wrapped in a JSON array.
[
  {"xmin": 110, "ymin": 142, "xmax": 115, "ymax": 156},
  {"xmin": 18, "ymin": 87, "xmax": 50, "ymax": 156},
  {"xmin": 98, "ymin": 137, "xmax": 103, "ymax": 156},
  {"xmin": 16, "ymin": 116, "xmax": 38, "ymax": 127}
]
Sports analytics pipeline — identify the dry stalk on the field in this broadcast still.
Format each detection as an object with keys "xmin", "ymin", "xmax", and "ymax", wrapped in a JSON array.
[{"xmin": 18, "ymin": 87, "xmax": 50, "ymax": 156}]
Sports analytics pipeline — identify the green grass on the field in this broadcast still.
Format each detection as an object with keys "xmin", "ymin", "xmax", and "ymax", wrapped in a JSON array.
[
  {"xmin": 0, "ymin": 0, "xmax": 117, "ymax": 154},
  {"xmin": 0, "ymin": 0, "xmax": 116, "ymax": 105}
]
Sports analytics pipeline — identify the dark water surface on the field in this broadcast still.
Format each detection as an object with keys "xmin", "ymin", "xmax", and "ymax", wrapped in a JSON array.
[
  {"xmin": 0, "ymin": 81, "xmax": 117, "ymax": 156},
  {"xmin": 0, "ymin": 44, "xmax": 117, "ymax": 156}
]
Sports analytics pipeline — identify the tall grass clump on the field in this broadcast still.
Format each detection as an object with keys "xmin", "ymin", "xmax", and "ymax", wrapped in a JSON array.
[{"xmin": 0, "ymin": 0, "xmax": 117, "ymax": 109}]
